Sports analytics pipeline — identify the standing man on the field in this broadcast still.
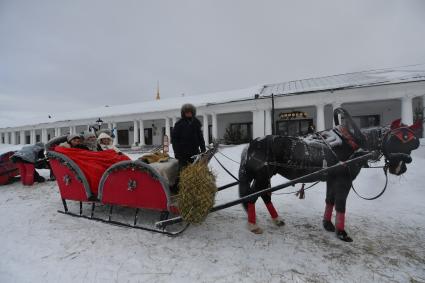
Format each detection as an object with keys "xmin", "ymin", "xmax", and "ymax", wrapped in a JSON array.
[{"xmin": 171, "ymin": 103, "xmax": 206, "ymax": 170}]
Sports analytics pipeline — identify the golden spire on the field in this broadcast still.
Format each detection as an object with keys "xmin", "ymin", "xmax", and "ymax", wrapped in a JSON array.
[{"xmin": 156, "ymin": 81, "xmax": 160, "ymax": 100}]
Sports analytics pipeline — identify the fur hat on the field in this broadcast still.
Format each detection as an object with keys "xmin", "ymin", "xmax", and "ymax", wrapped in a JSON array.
[
  {"xmin": 181, "ymin": 103, "xmax": 196, "ymax": 118},
  {"xmin": 97, "ymin": 132, "xmax": 112, "ymax": 141},
  {"xmin": 67, "ymin": 134, "xmax": 81, "ymax": 142},
  {"xmin": 96, "ymin": 128, "xmax": 114, "ymax": 138},
  {"xmin": 83, "ymin": 131, "xmax": 96, "ymax": 140}
]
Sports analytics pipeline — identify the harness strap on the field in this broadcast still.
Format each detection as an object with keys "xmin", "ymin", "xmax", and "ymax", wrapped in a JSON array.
[{"xmin": 213, "ymin": 155, "xmax": 239, "ymax": 182}]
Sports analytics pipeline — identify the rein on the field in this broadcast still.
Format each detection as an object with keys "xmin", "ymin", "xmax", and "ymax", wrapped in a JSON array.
[{"xmin": 350, "ymin": 163, "xmax": 389, "ymax": 200}]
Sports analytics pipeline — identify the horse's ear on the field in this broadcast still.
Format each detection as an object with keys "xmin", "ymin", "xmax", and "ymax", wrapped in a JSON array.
[
  {"xmin": 391, "ymin": 118, "xmax": 402, "ymax": 129},
  {"xmin": 410, "ymin": 119, "xmax": 422, "ymax": 131}
]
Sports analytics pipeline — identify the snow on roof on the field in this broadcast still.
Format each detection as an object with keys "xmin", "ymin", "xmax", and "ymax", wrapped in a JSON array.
[
  {"xmin": 261, "ymin": 64, "xmax": 425, "ymax": 96},
  {"xmin": 2, "ymin": 64, "xmax": 425, "ymax": 129},
  {"xmin": 1, "ymin": 85, "xmax": 263, "ymax": 128}
]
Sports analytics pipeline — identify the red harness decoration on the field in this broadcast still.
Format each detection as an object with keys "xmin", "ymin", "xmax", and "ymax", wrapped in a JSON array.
[
  {"xmin": 54, "ymin": 147, "xmax": 130, "ymax": 194},
  {"xmin": 335, "ymin": 126, "xmax": 359, "ymax": 150},
  {"xmin": 393, "ymin": 128, "xmax": 416, "ymax": 144}
]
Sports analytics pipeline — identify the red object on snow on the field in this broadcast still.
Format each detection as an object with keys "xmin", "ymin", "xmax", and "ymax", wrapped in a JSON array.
[
  {"xmin": 0, "ymin": 151, "xmax": 19, "ymax": 185},
  {"xmin": 16, "ymin": 162, "xmax": 35, "ymax": 186},
  {"xmin": 53, "ymin": 147, "xmax": 130, "ymax": 195}
]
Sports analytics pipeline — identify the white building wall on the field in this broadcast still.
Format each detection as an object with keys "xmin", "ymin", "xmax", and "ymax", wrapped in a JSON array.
[{"xmin": 1, "ymin": 81, "xmax": 424, "ymax": 144}]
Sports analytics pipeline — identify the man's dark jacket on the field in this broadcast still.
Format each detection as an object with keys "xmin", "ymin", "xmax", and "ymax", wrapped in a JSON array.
[{"xmin": 171, "ymin": 117, "xmax": 206, "ymax": 160}]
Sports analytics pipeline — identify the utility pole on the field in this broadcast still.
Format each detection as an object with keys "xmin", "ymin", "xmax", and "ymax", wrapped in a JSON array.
[{"xmin": 271, "ymin": 93, "xmax": 275, "ymax": 135}]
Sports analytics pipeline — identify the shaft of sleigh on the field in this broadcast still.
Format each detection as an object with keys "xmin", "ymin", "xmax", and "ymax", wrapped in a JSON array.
[{"xmin": 156, "ymin": 150, "xmax": 379, "ymax": 229}]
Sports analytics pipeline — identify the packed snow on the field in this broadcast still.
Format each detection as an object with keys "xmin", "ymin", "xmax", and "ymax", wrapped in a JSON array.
[{"xmin": 0, "ymin": 143, "xmax": 424, "ymax": 282}]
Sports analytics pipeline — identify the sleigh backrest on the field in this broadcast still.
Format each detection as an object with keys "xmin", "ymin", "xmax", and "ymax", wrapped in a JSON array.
[
  {"xmin": 98, "ymin": 160, "xmax": 171, "ymax": 211},
  {"xmin": 0, "ymin": 151, "xmax": 19, "ymax": 185},
  {"xmin": 47, "ymin": 151, "xmax": 92, "ymax": 201}
]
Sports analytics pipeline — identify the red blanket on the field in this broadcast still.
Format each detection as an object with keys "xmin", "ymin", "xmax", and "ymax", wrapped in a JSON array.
[{"xmin": 54, "ymin": 147, "xmax": 130, "ymax": 194}]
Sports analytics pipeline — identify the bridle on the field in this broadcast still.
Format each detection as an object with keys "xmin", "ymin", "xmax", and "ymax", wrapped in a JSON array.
[{"xmin": 381, "ymin": 126, "xmax": 417, "ymax": 166}]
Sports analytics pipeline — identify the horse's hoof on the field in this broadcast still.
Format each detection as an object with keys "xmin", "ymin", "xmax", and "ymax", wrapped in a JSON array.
[
  {"xmin": 336, "ymin": 230, "xmax": 353, "ymax": 242},
  {"xmin": 322, "ymin": 220, "xmax": 335, "ymax": 232},
  {"xmin": 272, "ymin": 217, "xmax": 285, "ymax": 227},
  {"xmin": 248, "ymin": 223, "xmax": 263, "ymax": 234}
]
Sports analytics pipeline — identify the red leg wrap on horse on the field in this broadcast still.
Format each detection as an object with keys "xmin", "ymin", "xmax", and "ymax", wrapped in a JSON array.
[
  {"xmin": 323, "ymin": 203, "xmax": 334, "ymax": 221},
  {"xmin": 335, "ymin": 212, "xmax": 345, "ymax": 231},
  {"xmin": 265, "ymin": 202, "xmax": 279, "ymax": 219},
  {"xmin": 247, "ymin": 203, "xmax": 256, "ymax": 224}
]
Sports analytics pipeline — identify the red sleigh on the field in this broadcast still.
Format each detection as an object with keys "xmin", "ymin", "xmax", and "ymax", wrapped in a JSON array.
[{"xmin": 46, "ymin": 139, "xmax": 187, "ymax": 235}]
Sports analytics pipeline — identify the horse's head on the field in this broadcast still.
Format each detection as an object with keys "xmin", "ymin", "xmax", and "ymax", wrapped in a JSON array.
[{"xmin": 382, "ymin": 119, "xmax": 421, "ymax": 175}]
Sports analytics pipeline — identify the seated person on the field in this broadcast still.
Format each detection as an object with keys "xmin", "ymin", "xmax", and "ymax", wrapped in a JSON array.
[
  {"xmin": 83, "ymin": 131, "xmax": 101, "ymax": 151},
  {"xmin": 97, "ymin": 132, "xmax": 121, "ymax": 153},
  {"xmin": 59, "ymin": 134, "xmax": 90, "ymax": 150}
]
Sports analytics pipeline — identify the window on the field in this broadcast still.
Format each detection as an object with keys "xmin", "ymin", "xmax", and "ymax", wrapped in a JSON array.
[
  {"xmin": 352, "ymin": 115, "xmax": 380, "ymax": 128},
  {"xmin": 276, "ymin": 119, "xmax": 313, "ymax": 136},
  {"xmin": 223, "ymin": 122, "xmax": 252, "ymax": 144},
  {"xmin": 230, "ymin": 123, "xmax": 252, "ymax": 141}
]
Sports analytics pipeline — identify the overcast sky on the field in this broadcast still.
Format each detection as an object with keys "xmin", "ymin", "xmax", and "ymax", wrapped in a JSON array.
[{"xmin": 1, "ymin": 0, "xmax": 425, "ymax": 123}]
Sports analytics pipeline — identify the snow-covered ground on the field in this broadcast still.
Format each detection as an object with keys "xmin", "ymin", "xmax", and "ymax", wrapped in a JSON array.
[{"xmin": 0, "ymin": 143, "xmax": 424, "ymax": 283}]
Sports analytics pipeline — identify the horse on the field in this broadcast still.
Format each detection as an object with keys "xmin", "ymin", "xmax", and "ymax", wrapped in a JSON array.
[{"xmin": 239, "ymin": 108, "xmax": 421, "ymax": 242}]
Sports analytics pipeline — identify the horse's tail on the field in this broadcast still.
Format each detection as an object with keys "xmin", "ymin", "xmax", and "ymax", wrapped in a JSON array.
[{"xmin": 239, "ymin": 145, "xmax": 252, "ymax": 211}]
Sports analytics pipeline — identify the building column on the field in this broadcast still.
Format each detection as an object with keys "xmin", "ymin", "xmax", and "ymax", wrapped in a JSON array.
[
  {"xmin": 41, "ymin": 128, "xmax": 48, "ymax": 143},
  {"xmin": 30, "ymin": 130, "xmax": 36, "ymax": 144},
  {"xmin": 252, "ymin": 110, "xmax": 266, "ymax": 139},
  {"xmin": 422, "ymin": 95, "xmax": 425, "ymax": 138},
  {"xmin": 316, "ymin": 103, "xmax": 326, "ymax": 131},
  {"xmin": 401, "ymin": 96, "xmax": 413, "ymax": 125},
  {"xmin": 20, "ymin": 131, "xmax": 25, "ymax": 144},
  {"xmin": 211, "ymin": 113, "xmax": 218, "ymax": 140},
  {"xmin": 112, "ymin": 122, "xmax": 118, "ymax": 145},
  {"xmin": 265, "ymin": 109, "xmax": 272, "ymax": 135},
  {"xmin": 132, "ymin": 120, "xmax": 139, "ymax": 146},
  {"xmin": 10, "ymin": 131, "xmax": 16, "ymax": 145},
  {"xmin": 202, "ymin": 114, "xmax": 209, "ymax": 144},
  {"xmin": 172, "ymin": 117, "xmax": 177, "ymax": 127},
  {"xmin": 165, "ymin": 118, "xmax": 171, "ymax": 141},
  {"xmin": 5, "ymin": 132, "xmax": 10, "ymax": 144},
  {"xmin": 139, "ymin": 120, "xmax": 145, "ymax": 146}
]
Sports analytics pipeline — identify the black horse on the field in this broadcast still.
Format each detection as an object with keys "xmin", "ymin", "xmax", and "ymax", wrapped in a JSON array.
[{"xmin": 239, "ymin": 108, "xmax": 420, "ymax": 241}]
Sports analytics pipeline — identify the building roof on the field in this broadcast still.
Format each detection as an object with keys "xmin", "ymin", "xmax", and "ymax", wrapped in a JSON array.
[
  {"xmin": 1, "ymin": 85, "xmax": 263, "ymax": 128},
  {"xmin": 261, "ymin": 64, "xmax": 425, "ymax": 96},
  {"xmin": 2, "ymin": 64, "xmax": 425, "ymax": 129}
]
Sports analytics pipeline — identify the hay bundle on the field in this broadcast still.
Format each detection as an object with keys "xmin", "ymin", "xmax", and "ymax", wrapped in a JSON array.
[
  {"xmin": 177, "ymin": 162, "xmax": 217, "ymax": 224},
  {"xmin": 139, "ymin": 152, "xmax": 169, "ymax": 164}
]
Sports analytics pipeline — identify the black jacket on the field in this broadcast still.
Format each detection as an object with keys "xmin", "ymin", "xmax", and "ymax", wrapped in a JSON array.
[{"xmin": 171, "ymin": 117, "xmax": 206, "ymax": 160}]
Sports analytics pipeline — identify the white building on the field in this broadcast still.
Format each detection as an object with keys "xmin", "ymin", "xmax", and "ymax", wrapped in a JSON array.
[{"xmin": 1, "ymin": 65, "xmax": 425, "ymax": 146}]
